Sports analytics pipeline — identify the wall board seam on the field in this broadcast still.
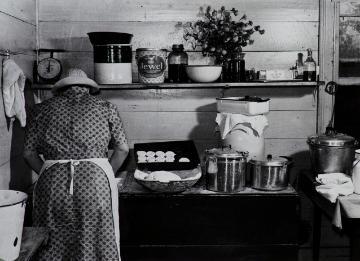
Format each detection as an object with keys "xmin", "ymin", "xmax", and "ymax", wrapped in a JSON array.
[
  {"xmin": 0, "ymin": 10, "xmax": 36, "ymax": 26},
  {"xmin": 0, "ymin": 160, "xmax": 10, "ymax": 168}
]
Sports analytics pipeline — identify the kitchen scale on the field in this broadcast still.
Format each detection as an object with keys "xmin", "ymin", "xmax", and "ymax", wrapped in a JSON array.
[{"xmin": 34, "ymin": 49, "xmax": 65, "ymax": 84}]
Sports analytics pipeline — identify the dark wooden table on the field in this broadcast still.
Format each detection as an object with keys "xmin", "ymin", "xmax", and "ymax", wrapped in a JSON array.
[
  {"xmin": 118, "ymin": 173, "xmax": 301, "ymax": 261},
  {"xmin": 298, "ymin": 170, "xmax": 360, "ymax": 261}
]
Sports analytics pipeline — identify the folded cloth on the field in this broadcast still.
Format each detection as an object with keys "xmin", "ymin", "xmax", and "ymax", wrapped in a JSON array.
[
  {"xmin": 215, "ymin": 113, "xmax": 268, "ymax": 139},
  {"xmin": 2, "ymin": 59, "xmax": 26, "ymax": 127},
  {"xmin": 315, "ymin": 173, "xmax": 354, "ymax": 203},
  {"xmin": 333, "ymin": 194, "xmax": 360, "ymax": 229}
]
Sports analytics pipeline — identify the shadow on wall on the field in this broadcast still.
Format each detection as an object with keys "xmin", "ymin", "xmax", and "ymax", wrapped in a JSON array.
[
  {"xmin": 288, "ymin": 150, "xmax": 311, "ymax": 187},
  {"xmin": 9, "ymin": 80, "xmax": 36, "ymax": 191},
  {"xmin": 188, "ymin": 103, "xmax": 220, "ymax": 163}
]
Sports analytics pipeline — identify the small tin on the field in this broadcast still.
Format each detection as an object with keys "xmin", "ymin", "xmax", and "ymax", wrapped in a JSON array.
[{"xmin": 136, "ymin": 48, "xmax": 167, "ymax": 84}]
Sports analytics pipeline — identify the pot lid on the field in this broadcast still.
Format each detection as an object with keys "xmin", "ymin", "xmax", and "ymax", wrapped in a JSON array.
[
  {"xmin": 249, "ymin": 154, "xmax": 289, "ymax": 167},
  {"xmin": 206, "ymin": 147, "xmax": 248, "ymax": 158},
  {"xmin": 307, "ymin": 133, "xmax": 355, "ymax": 147}
]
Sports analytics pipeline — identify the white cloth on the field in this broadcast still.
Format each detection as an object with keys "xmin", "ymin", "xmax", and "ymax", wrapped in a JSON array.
[
  {"xmin": 215, "ymin": 113, "xmax": 268, "ymax": 139},
  {"xmin": 35, "ymin": 158, "xmax": 121, "ymax": 259},
  {"xmin": 2, "ymin": 59, "xmax": 26, "ymax": 127},
  {"xmin": 134, "ymin": 169, "xmax": 201, "ymax": 182},
  {"xmin": 315, "ymin": 173, "xmax": 354, "ymax": 203},
  {"xmin": 333, "ymin": 194, "xmax": 360, "ymax": 229}
]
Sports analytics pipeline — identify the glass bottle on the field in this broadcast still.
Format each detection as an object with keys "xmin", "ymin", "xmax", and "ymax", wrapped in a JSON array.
[
  {"xmin": 295, "ymin": 53, "xmax": 304, "ymax": 79},
  {"xmin": 231, "ymin": 52, "xmax": 246, "ymax": 82},
  {"xmin": 303, "ymin": 48, "xmax": 316, "ymax": 81},
  {"xmin": 168, "ymin": 44, "xmax": 188, "ymax": 83}
]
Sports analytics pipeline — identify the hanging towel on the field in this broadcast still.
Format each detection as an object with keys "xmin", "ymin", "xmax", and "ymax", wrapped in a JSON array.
[{"xmin": 2, "ymin": 59, "xmax": 26, "ymax": 127}]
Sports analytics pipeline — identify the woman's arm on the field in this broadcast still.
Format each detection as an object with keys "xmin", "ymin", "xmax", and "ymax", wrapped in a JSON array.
[
  {"xmin": 109, "ymin": 143, "xmax": 129, "ymax": 174},
  {"xmin": 23, "ymin": 150, "xmax": 44, "ymax": 175}
]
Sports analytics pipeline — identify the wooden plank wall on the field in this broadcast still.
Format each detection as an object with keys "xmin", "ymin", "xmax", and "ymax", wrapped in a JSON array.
[
  {"xmin": 37, "ymin": 0, "xmax": 318, "ymax": 168},
  {"xmin": 0, "ymin": 0, "xmax": 36, "ymax": 190}
]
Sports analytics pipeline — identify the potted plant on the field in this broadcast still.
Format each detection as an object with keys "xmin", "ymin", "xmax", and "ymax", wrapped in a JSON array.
[{"xmin": 183, "ymin": 6, "xmax": 265, "ymax": 81}]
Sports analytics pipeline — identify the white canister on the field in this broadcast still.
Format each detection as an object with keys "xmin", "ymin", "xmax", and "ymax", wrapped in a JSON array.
[
  {"xmin": 352, "ymin": 149, "xmax": 360, "ymax": 194},
  {"xmin": 93, "ymin": 44, "xmax": 133, "ymax": 84}
]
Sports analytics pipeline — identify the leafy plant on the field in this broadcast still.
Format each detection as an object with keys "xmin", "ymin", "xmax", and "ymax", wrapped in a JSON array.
[{"xmin": 183, "ymin": 6, "xmax": 265, "ymax": 64}]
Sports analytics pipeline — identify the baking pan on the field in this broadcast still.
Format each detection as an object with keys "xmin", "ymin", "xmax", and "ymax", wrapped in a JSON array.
[
  {"xmin": 216, "ymin": 96, "xmax": 270, "ymax": 115},
  {"xmin": 134, "ymin": 140, "xmax": 200, "ymax": 171}
]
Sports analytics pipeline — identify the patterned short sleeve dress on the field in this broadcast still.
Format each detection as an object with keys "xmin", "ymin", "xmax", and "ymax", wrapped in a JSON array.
[{"xmin": 24, "ymin": 86, "xmax": 127, "ymax": 261}]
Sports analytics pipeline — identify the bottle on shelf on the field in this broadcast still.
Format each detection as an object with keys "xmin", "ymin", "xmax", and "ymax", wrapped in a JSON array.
[
  {"xmin": 231, "ymin": 52, "xmax": 246, "ymax": 82},
  {"xmin": 295, "ymin": 53, "xmax": 304, "ymax": 79},
  {"xmin": 303, "ymin": 48, "xmax": 316, "ymax": 81},
  {"xmin": 168, "ymin": 44, "xmax": 188, "ymax": 83}
]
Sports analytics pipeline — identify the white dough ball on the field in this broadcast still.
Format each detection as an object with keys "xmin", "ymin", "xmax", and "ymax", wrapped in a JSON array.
[
  {"xmin": 155, "ymin": 151, "xmax": 165, "ymax": 157},
  {"xmin": 165, "ymin": 151, "xmax": 176, "ymax": 157},
  {"xmin": 179, "ymin": 157, "xmax": 190, "ymax": 163},
  {"xmin": 137, "ymin": 151, "xmax": 147, "ymax": 157},
  {"xmin": 146, "ymin": 151, "xmax": 155, "ymax": 157}
]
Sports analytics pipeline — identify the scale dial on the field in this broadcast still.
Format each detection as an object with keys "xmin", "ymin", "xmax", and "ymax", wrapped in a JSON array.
[{"xmin": 36, "ymin": 57, "xmax": 62, "ymax": 82}]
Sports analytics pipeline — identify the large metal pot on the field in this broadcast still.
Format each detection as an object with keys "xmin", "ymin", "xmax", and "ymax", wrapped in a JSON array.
[
  {"xmin": 249, "ymin": 154, "xmax": 292, "ymax": 191},
  {"xmin": 205, "ymin": 148, "xmax": 248, "ymax": 193},
  {"xmin": 307, "ymin": 131, "xmax": 357, "ymax": 176}
]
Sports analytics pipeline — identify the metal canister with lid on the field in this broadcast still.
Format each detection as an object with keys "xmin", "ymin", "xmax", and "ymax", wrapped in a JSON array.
[
  {"xmin": 136, "ymin": 48, "xmax": 167, "ymax": 83},
  {"xmin": 307, "ymin": 129, "xmax": 357, "ymax": 176},
  {"xmin": 205, "ymin": 148, "xmax": 248, "ymax": 193},
  {"xmin": 249, "ymin": 154, "xmax": 292, "ymax": 191}
]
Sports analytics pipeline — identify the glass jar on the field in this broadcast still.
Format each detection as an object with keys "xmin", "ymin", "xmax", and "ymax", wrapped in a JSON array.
[
  {"xmin": 303, "ymin": 48, "xmax": 316, "ymax": 81},
  {"xmin": 295, "ymin": 53, "xmax": 304, "ymax": 79},
  {"xmin": 231, "ymin": 52, "xmax": 246, "ymax": 82},
  {"xmin": 168, "ymin": 44, "xmax": 188, "ymax": 83}
]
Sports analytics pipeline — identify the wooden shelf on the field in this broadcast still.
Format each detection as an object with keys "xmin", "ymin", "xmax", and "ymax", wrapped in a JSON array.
[{"xmin": 32, "ymin": 81, "xmax": 322, "ymax": 90}]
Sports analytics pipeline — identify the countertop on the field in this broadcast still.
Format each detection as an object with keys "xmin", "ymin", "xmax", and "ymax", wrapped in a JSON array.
[{"xmin": 116, "ymin": 170, "xmax": 298, "ymax": 196}]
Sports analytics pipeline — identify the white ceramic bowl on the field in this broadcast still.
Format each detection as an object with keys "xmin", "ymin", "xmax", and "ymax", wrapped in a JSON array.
[{"xmin": 186, "ymin": 65, "xmax": 222, "ymax": 83}]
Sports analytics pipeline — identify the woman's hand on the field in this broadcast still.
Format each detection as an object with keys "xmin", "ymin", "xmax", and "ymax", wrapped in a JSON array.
[{"xmin": 23, "ymin": 150, "xmax": 44, "ymax": 175}]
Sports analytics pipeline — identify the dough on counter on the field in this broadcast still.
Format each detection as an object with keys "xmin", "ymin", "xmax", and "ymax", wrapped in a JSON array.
[
  {"xmin": 137, "ymin": 151, "xmax": 146, "ymax": 157},
  {"xmin": 179, "ymin": 157, "xmax": 190, "ymax": 162},
  {"xmin": 146, "ymin": 151, "xmax": 155, "ymax": 157},
  {"xmin": 137, "ymin": 157, "xmax": 147, "ymax": 163},
  {"xmin": 155, "ymin": 157, "xmax": 165, "ymax": 162},
  {"xmin": 165, "ymin": 157, "xmax": 175, "ymax": 162},
  {"xmin": 147, "ymin": 171, "xmax": 182, "ymax": 182},
  {"xmin": 165, "ymin": 151, "xmax": 176, "ymax": 157},
  {"xmin": 147, "ymin": 157, "xmax": 156, "ymax": 163},
  {"xmin": 155, "ymin": 151, "xmax": 165, "ymax": 157}
]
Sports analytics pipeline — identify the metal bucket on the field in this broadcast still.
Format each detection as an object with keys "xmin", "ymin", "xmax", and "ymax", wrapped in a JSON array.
[{"xmin": 0, "ymin": 190, "xmax": 28, "ymax": 261}]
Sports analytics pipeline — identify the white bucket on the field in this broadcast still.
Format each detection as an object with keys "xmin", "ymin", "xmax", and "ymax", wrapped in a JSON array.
[{"xmin": 0, "ymin": 190, "xmax": 28, "ymax": 261}]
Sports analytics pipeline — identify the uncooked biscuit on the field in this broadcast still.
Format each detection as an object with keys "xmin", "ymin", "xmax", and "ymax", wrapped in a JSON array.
[{"xmin": 179, "ymin": 157, "xmax": 190, "ymax": 162}]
